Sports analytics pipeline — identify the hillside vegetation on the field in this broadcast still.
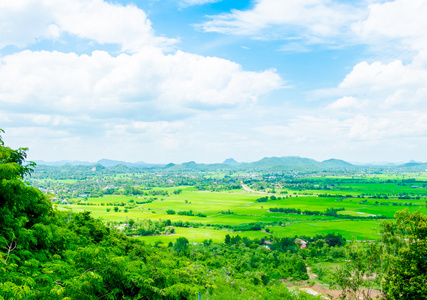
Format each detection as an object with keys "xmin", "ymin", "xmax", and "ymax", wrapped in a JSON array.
[
  {"xmin": 0, "ymin": 131, "xmax": 322, "ymax": 300},
  {"xmin": 2, "ymin": 131, "xmax": 427, "ymax": 299}
]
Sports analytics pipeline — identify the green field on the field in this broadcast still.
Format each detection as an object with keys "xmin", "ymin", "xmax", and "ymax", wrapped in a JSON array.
[
  {"xmin": 55, "ymin": 179, "xmax": 426, "ymax": 244},
  {"xmin": 130, "ymin": 219, "xmax": 381, "ymax": 244}
]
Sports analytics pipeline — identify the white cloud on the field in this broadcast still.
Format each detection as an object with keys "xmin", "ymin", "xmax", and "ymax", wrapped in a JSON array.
[
  {"xmin": 353, "ymin": 0, "xmax": 427, "ymax": 52},
  {"xmin": 336, "ymin": 58, "xmax": 427, "ymax": 110},
  {"xmin": 318, "ymin": 1, "xmax": 427, "ymax": 119},
  {"xmin": 0, "ymin": 49, "xmax": 282, "ymax": 119},
  {"xmin": 197, "ymin": 0, "xmax": 427, "ymax": 53},
  {"xmin": 326, "ymin": 96, "xmax": 362, "ymax": 111},
  {"xmin": 254, "ymin": 111, "xmax": 427, "ymax": 156},
  {"xmin": 313, "ymin": 56, "xmax": 427, "ymax": 153},
  {"xmin": 3, "ymin": 0, "xmax": 426, "ymax": 164},
  {"xmin": 179, "ymin": 0, "xmax": 222, "ymax": 7},
  {"xmin": 0, "ymin": 0, "xmax": 59, "ymax": 49},
  {"xmin": 196, "ymin": 0, "xmax": 427, "ymax": 162},
  {"xmin": 198, "ymin": 0, "xmax": 363, "ymax": 43},
  {"xmin": 0, "ymin": 0, "xmax": 175, "ymax": 51},
  {"xmin": 0, "ymin": 0, "xmax": 286, "ymax": 163}
]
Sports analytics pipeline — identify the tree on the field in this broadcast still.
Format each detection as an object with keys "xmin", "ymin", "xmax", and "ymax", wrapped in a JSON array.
[
  {"xmin": 334, "ymin": 241, "xmax": 381, "ymax": 299},
  {"xmin": 174, "ymin": 237, "xmax": 189, "ymax": 256},
  {"xmin": 381, "ymin": 210, "xmax": 427, "ymax": 299},
  {"xmin": 224, "ymin": 234, "xmax": 231, "ymax": 245},
  {"xmin": 0, "ymin": 129, "xmax": 51, "ymax": 251},
  {"xmin": 0, "ymin": 130, "xmax": 321, "ymax": 300}
]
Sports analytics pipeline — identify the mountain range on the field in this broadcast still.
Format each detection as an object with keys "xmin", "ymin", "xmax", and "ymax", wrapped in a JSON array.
[{"xmin": 34, "ymin": 156, "xmax": 427, "ymax": 171}]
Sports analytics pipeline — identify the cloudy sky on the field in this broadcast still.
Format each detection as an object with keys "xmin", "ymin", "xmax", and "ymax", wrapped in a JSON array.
[{"xmin": 1, "ymin": 0, "xmax": 426, "ymax": 164}]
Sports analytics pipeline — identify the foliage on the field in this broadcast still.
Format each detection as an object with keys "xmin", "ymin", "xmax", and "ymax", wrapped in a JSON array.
[
  {"xmin": 0, "ymin": 131, "xmax": 320, "ymax": 300},
  {"xmin": 334, "ymin": 241, "xmax": 381, "ymax": 299},
  {"xmin": 381, "ymin": 210, "xmax": 427, "ymax": 299}
]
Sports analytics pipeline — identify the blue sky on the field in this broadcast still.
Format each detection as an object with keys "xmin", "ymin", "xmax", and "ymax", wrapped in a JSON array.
[{"xmin": 1, "ymin": 0, "xmax": 427, "ymax": 164}]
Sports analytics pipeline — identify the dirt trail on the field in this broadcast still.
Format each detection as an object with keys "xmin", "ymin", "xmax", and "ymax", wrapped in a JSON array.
[
  {"xmin": 297, "ymin": 284, "xmax": 381, "ymax": 299},
  {"xmin": 292, "ymin": 268, "xmax": 382, "ymax": 299},
  {"xmin": 240, "ymin": 181, "xmax": 268, "ymax": 194}
]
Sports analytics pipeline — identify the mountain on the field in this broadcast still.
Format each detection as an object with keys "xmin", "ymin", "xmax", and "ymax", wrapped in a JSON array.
[
  {"xmin": 34, "ymin": 160, "xmax": 93, "ymax": 166},
  {"xmin": 164, "ymin": 163, "xmax": 176, "ymax": 168},
  {"xmin": 321, "ymin": 159, "xmax": 353, "ymax": 168},
  {"xmin": 245, "ymin": 156, "xmax": 320, "ymax": 170},
  {"xmin": 34, "ymin": 156, "xmax": 372, "ymax": 171},
  {"xmin": 96, "ymin": 159, "xmax": 129, "ymax": 167},
  {"xmin": 396, "ymin": 161, "xmax": 427, "ymax": 170},
  {"xmin": 35, "ymin": 159, "xmax": 162, "ymax": 168},
  {"xmin": 222, "ymin": 158, "xmax": 240, "ymax": 165}
]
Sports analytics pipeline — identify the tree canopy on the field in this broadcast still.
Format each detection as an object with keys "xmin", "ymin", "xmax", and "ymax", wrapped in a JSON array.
[{"xmin": 0, "ymin": 129, "xmax": 318, "ymax": 300}]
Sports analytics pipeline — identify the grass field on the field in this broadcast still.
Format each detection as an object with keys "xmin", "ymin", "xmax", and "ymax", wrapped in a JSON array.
[
  {"xmin": 55, "ymin": 180, "xmax": 426, "ymax": 244},
  {"xmin": 129, "ymin": 219, "xmax": 381, "ymax": 244}
]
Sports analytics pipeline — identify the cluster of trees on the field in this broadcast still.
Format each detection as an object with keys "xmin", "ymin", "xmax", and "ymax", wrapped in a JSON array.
[
  {"xmin": 177, "ymin": 210, "xmax": 194, "ymax": 216},
  {"xmin": 255, "ymin": 195, "xmax": 281, "ymax": 202},
  {"xmin": 120, "ymin": 219, "xmax": 175, "ymax": 236},
  {"xmin": 331, "ymin": 210, "xmax": 427, "ymax": 299},
  {"xmin": 219, "ymin": 209, "xmax": 234, "ymax": 214},
  {"xmin": 1, "ymin": 132, "xmax": 322, "ymax": 299},
  {"xmin": 124, "ymin": 186, "xmax": 170, "ymax": 196},
  {"xmin": 166, "ymin": 209, "xmax": 207, "ymax": 217},
  {"xmin": 269, "ymin": 207, "xmax": 345, "ymax": 217},
  {"xmin": 2, "ymin": 131, "xmax": 427, "ymax": 299}
]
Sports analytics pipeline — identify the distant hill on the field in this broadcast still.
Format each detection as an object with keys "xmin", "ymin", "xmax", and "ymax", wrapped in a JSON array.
[
  {"xmin": 35, "ymin": 156, "xmax": 424, "ymax": 171},
  {"xmin": 244, "ymin": 156, "xmax": 322, "ymax": 170},
  {"xmin": 321, "ymin": 159, "xmax": 353, "ymax": 168},
  {"xmin": 35, "ymin": 159, "xmax": 163, "ymax": 168},
  {"xmin": 222, "ymin": 158, "xmax": 240, "ymax": 165},
  {"xmin": 34, "ymin": 160, "xmax": 93, "ymax": 166},
  {"xmin": 97, "ymin": 159, "xmax": 129, "ymax": 167},
  {"xmin": 164, "ymin": 163, "xmax": 175, "ymax": 168},
  {"xmin": 395, "ymin": 161, "xmax": 427, "ymax": 170}
]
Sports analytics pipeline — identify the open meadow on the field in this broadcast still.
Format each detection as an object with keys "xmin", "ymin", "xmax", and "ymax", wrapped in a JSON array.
[{"xmin": 45, "ymin": 170, "xmax": 427, "ymax": 244}]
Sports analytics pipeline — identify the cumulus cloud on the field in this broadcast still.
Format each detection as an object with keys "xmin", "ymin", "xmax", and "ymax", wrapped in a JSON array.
[
  {"xmin": 202, "ymin": 0, "xmax": 427, "ymax": 162},
  {"xmin": 353, "ymin": 0, "xmax": 427, "ymax": 52},
  {"xmin": 336, "ymin": 57, "xmax": 427, "ymax": 110},
  {"xmin": 0, "ymin": 1, "xmax": 59, "ymax": 49},
  {"xmin": 299, "ymin": 0, "xmax": 427, "ymax": 157},
  {"xmin": 316, "ymin": 57, "xmax": 427, "ymax": 151},
  {"xmin": 0, "ymin": 49, "xmax": 282, "ymax": 120},
  {"xmin": 197, "ymin": 0, "xmax": 427, "ymax": 52},
  {"xmin": 0, "ymin": 0, "xmax": 285, "ymax": 162},
  {"xmin": 0, "ymin": 0, "xmax": 175, "ymax": 51},
  {"xmin": 197, "ymin": 0, "xmax": 363, "ymax": 43},
  {"xmin": 3, "ymin": 0, "xmax": 426, "ymax": 163}
]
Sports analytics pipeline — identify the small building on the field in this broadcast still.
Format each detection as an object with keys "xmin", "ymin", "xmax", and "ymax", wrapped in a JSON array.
[{"xmin": 295, "ymin": 238, "xmax": 308, "ymax": 249}]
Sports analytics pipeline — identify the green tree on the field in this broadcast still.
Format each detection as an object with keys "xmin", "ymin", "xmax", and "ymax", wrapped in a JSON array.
[
  {"xmin": 0, "ymin": 129, "xmax": 52, "ymax": 251},
  {"xmin": 334, "ymin": 241, "xmax": 381, "ymax": 299},
  {"xmin": 174, "ymin": 237, "xmax": 189, "ymax": 256},
  {"xmin": 225, "ymin": 234, "xmax": 231, "ymax": 245},
  {"xmin": 382, "ymin": 210, "xmax": 427, "ymax": 299}
]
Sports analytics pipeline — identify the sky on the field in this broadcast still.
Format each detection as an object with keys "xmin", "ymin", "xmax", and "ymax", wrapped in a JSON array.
[{"xmin": 1, "ymin": 0, "xmax": 427, "ymax": 164}]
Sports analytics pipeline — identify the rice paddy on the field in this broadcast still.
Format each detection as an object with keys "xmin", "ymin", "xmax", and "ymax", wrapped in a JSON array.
[{"xmin": 53, "ymin": 172, "xmax": 427, "ymax": 244}]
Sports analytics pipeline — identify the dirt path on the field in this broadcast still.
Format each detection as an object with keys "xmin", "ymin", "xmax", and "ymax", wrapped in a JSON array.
[
  {"xmin": 297, "ymin": 283, "xmax": 382, "ymax": 299},
  {"xmin": 240, "ymin": 181, "xmax": 268, "ymax": 194},
  {"xmin": 292, "ymin": 268, "xmax": 382, "ymax": 299}
]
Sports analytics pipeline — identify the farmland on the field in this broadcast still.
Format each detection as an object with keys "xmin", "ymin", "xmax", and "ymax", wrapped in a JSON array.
[
  {"xmin": 29, "ymin": 164, "xmax": 427, "ymax": 243},
  {"xmin": 5, "ymin": 148, "xmax": 427, "ymax": 299}
]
